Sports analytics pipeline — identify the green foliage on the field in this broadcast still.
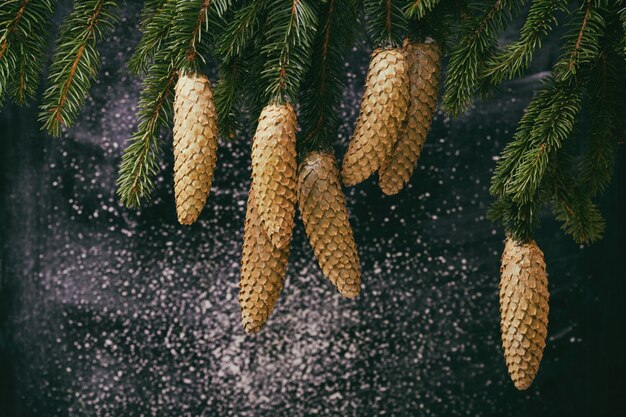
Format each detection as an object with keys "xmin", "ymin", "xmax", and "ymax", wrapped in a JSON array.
[
  {"xmin": 117, "ymin": 56, "xmax": 177, "ymax": 208},
  {"xmin": 405, "ymin": 0, "xmax": 440, "ymax": 20},
  {"xmin": 0, "ymin": 0, "xmax": 57, "ymax": 105},
  {"xmin": 488, "ymin": 196, "xmax": 541, "ymax": 243},
  {"xmin": 39, "ymin": 0, "xmax": 119, "ymax": 137},
  {"xmin": 298, "ymin": 0, "xmax": 358, "ymax": 154},
  {"xmin": 497, "ymin": 79, "xmax": 582, "ymax": 204},
  {"xmin": 488, "ymin": 1, "xmax": 626, "ymax": 244},
  {"xmin": 552, "ymin": 0, "xmax": 605, "ymax": 83},
  {"xmin": 213, "ymin": 0, "xmax": 267, "ymax": 136},
  {"xmin": 2, "ymin": 0, "xmax": 624, "ymax": 250},
  {"xmin": 261, "ymin": 0, "xmax": 319, "ymax": 104},
  {"xmin": 117, "ymin": 0, "xmax": 234, "ymax": 207},
  {"xmin": 364, "ymin": 0, "xmax": 407, "ymax": 47},
  {"xmin": 482, "ymin": 0, "xmax": 568, "ymax": 86},
  {"xmin": 128, "ymin": 0, "xmax": 176, "ymax": 75},
  {"xmin": 217, "ymin": 0, "xmax": 266, "ymax": 61},
  {"xmin": 578, "ymin": 40, "xmax": 625, "ymax": 197},
  {"xmin": 442, "ymin": 0, "xmax": 524, "ymax": 116}
]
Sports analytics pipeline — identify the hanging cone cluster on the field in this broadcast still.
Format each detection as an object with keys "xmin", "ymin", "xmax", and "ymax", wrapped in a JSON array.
[
  {"xmin": 239, "ymin": 186, "xmax": 290, "ymax": 334},
  {"xmin": 173, "ymin": 72, "xmax": 219, "ymax": 225},
  {"xmin": 239, "ymin": 103, "xmax": 298, "ymax": 333},
  {"xmin": 250, "ymin": 104, "xmax": 298, "ymax": 249},
  {"xmin": 298, "ymin": 152, "xmax": 361, "ymax": 298},
  {"xmin": 342, "ymin": 48, "xmax": 409, "ymax": 187},
  {"xmin": 379, "ymin": 39, "xmax": 441, "ymax": 195},
  {"xmin": 499, "ymin": 237, "xmax": 550, "ymax": 390}
]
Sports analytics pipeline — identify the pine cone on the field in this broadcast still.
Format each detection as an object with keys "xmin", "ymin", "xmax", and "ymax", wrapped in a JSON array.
[
  {"xmin": 341, "ymin": 48, "xmax": 409, "ymax": 187},
  {"xmin": 379, "ymin": 39, "xmax": 441, "ymax": 195},
  {"xmin": 239, "ymin": 186, "xmax": 290, "ymax": 334},
  {"xmin": 173, "ymin": 72, "xmax": 218, "ymax": 225},
  {"xmin": 250, "ymin": 103, "xmax": 298, "ymax": 249},
  {"xmin": 500, "ymin": 237, "xmax": 550, "ymax": 390},
  {"xmin": 298, "ymin": 151, "xmax": 361, "ymax": 298}
]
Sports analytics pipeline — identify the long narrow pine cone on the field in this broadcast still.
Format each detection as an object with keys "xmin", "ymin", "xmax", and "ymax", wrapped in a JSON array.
[
  {"xmin": 173, "ymin": 72, "xmax": 218, "ymax": 225},
  {"xmin": 499, "ymin": 237, "xmax": 550, "ymax": 390},
  {"xmin": 341, "ymin": 48, "xmax": 409, "ymax": 187},
  {"xmin": 250, "ymin": 104, "xmax": 298, "ymax": 249},
  {"xmin": 298, "ymin": 151, "xmax": 361, "ymax": 298},
  {"xmin": 379, "ymin": 39, "xmax": 441, "ymax": 195},
  {"xmin": 239, "ymin": 186, "xmax": 290, "ymax": 334}
]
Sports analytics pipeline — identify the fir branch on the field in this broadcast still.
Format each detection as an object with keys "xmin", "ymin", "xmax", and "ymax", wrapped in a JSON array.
[
  {"xmin": 501, "ymin": 79, "xmax": 582, "ymax": 204},
  {"xmin": 168, "ymin": 0, "xmax": 212, "ymax": 73},
  {"xmin": 364, "ymin": 0, "xmax": 407, "ymax": 47},
  {"xmin": 548, "ymin": 150, "xmax": 605, "ymax": 244},
  {"xmin": 117, "ymin": 57, "xmax": 178, "ymax": 208},
  {"xmin": 578, "ymin": 14, "xmax": 626, "ymax": 197},
  {"xmin": 551, "ymin": 182, "xmax": 605, "ymax": 245},
  {"xmin": 553, "ymin": 0, "xmax": 605, "ymax": 83},
  {"xmin": 442, "ymin": 0, "xmax": 523, "ymax": 116},
  {"xmin": 217, "ymin": 0, "xmax": 267, "ymax": 61},
  {"xmin": 214, "ymin": 55, "xmax": 243, "ymax": 138},
  {"xmin": 299, "ymin": 0, "xmax": 357, "ymax": 154},
  {"xmin": 117, "ymin": 0, "xmax": 234, "ymax": 207},
  {"xmin": 482, "ymin": 0, "xmax": 568, "ymax": 86},
  {"xmin": 128, "ymin": 0, "xmax": 176, "ymax": 75},
  {"xmin": 214, "ymin": 0, "xmax": 267, "ymax": 135},
  {"xmin": 0, "ymin": 0, "xmax": 56, "ymax": 105},
  {"xmin": 488, "ymin": 195, "xmax": 541, "ymax": 242},
  {"xmin": 405, "ymin": 0, "xmax": 440, "ymax": 20},
  {"xmin": 261, "ymin": 0, "xmax": 319, "ymax": 104},
  {"xmin": 38, "ymin": 0, "xmax": 119, "ymax": 137}
]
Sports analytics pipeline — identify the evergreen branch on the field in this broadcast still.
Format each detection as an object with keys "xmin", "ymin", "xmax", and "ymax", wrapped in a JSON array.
[
  {"xmin": 503, "ymin": 79, "xmax": 582, "ymax": 203},
  {"xmin": 549, "ymin": 151, "xmax": 605, "ymax": 244},
  {"xmin": 482, "ymin": 0, "xmax": 568, "ymax": 86},
  {"xmin": 38, "ymin": 0, "xmax": 119, "ymax": 137},
  {"xmin": 550, "ymin": 184, "xmax": 605, "ymax": 244},
  {"xmin": 117, "ymin": 57, "xmax": 178, "ymax": 208},
  {"xmin": 578, "ymin": 13, "xmax": 626, "ymax": 196},
  {"xmin": 441, "ymin": 0, "xmax": 523, "ymax": 116},
  {"xmin": 214, "ymin": 0, "xmax": 267, "ymax": 135},
  {"xmin": 488, "ymin": 195, "xmax": 541, "ymax": 242},
  {"xmin": 214, "ymin": 55, "xmax": 243, "ymax": 138},
  {"xmin": 168, "ymin": 0, "xmax": 211, "ymax": 73},
  {"xmin": 490, "ymin": 88, "xmax": 546, "ymax": 198},
  {"xmin": 299, "ymin": 0, "xmax": 357, "ymax": 154},
  {"xmin": 261, "ymin": 0, "xmax": 319, "ymax": 104},
  {"xmin": 405, "ymin": 0, "xmax": 440, "ymax": 20},
  {"xmin": 364, "ymin": 0, "xmax": 407, "ymax": 47},
  {"xmin": 218, "ymin": 0, "xmax": 267, "ymax": 61},
  {"xmin": 0, "ymin": 0, "xmax": 56, "ymax": 105},
  {"xmin": 553, "ymin": 0, "xmax": 605, "ymax": 83},
  {"xmin": 128, "ymin": 0, "xmax": 176, "ymax": 75}
]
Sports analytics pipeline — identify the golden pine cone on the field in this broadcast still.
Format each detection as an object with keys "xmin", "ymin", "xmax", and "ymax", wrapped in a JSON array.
[
  {"xmin": 379, "ymin": 39, "xmax": 441, "ymax": 195},
  {"xmin": 298, "ymin": 151, "xmax": 361, "ymax": 298},
  {"xmin": 250, "ymin": 103, "xmax": 298, "ymax": 249},
  {"xmin": 341, "ymin": 48, "xmax": 409, "ymax": 187},
  {"xmin": 500, "ymin": 237, "xmax": 550, "ymax": 390},
  {"xmin": 173, "ymin": 72, "xmax": 218, "ymax": 225},
  {"xmin": 239, "ymin": 186, "xmax": 290, "ymax": 334}
]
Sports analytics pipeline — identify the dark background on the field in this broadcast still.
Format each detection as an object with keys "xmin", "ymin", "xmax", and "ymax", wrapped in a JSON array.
[{"xmin": 1, "ymin": 2, "xmax": 625, "ymax": 416}]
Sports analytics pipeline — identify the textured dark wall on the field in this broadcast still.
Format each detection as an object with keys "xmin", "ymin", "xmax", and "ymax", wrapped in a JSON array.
[{"xmin": 1, "ymin": 3, "xmax": 625, "ymax": 417}]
